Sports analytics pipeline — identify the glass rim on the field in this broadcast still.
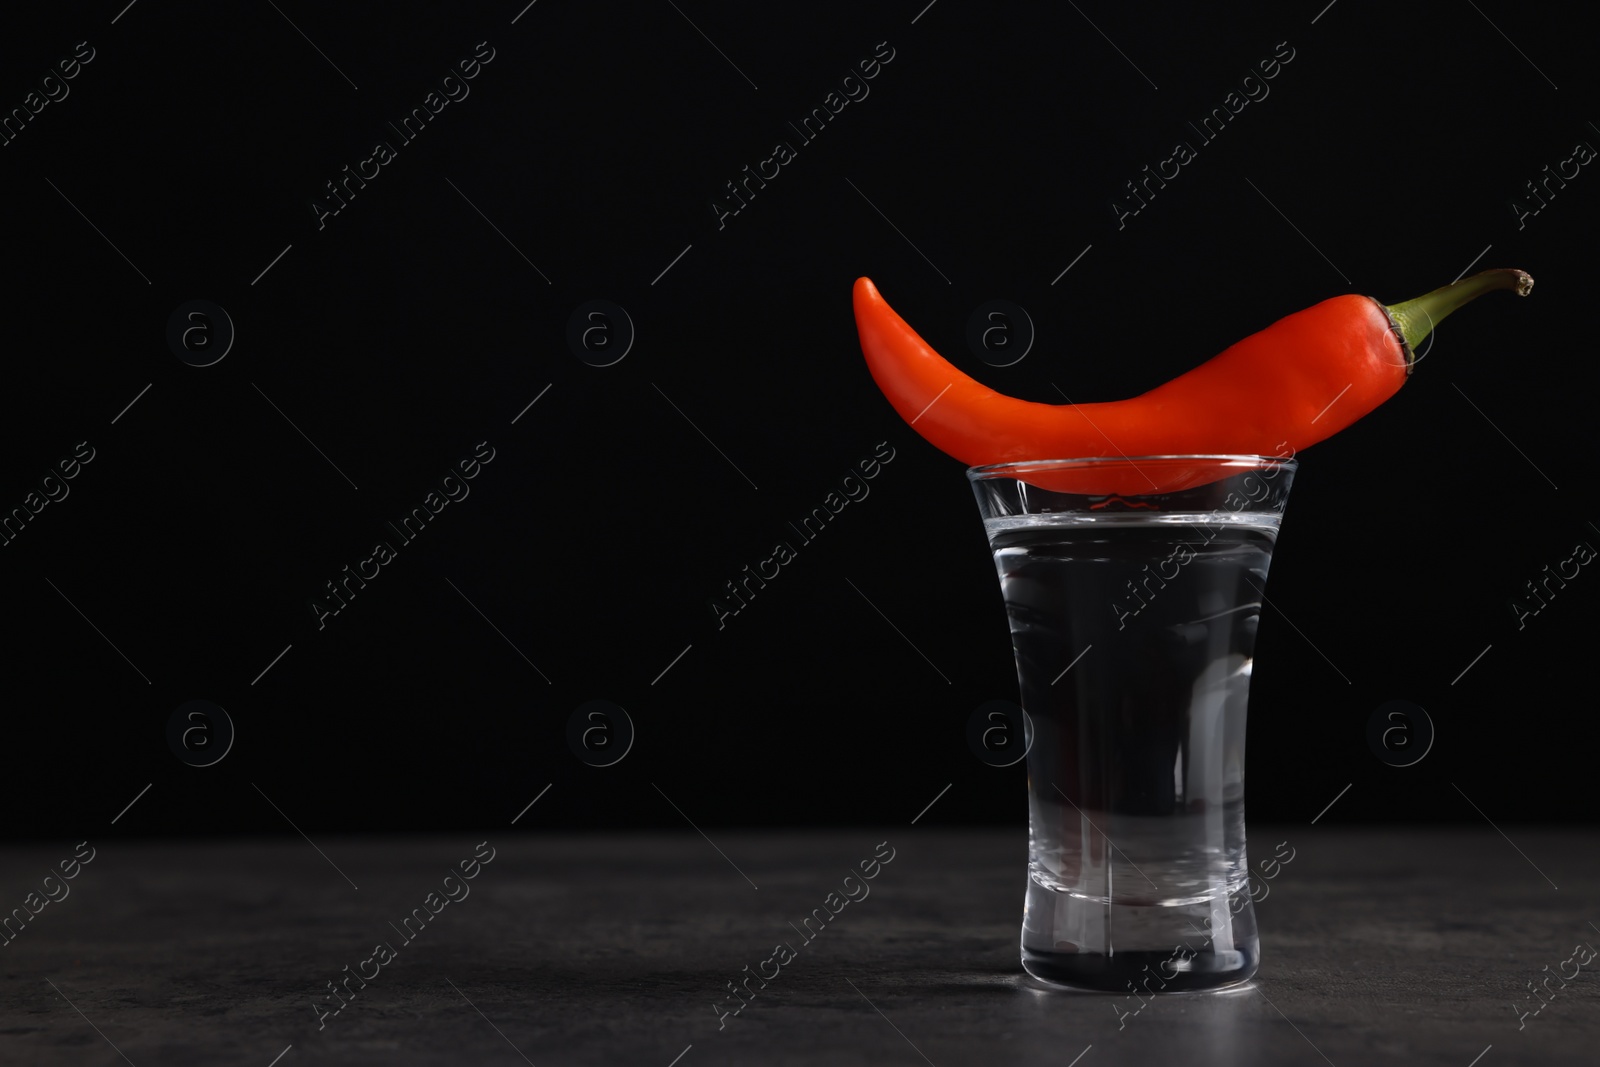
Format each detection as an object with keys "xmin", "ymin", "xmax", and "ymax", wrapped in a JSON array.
[{"xmin": 966, "ymin": 454, "xmax": 1299, "ymax": 480}]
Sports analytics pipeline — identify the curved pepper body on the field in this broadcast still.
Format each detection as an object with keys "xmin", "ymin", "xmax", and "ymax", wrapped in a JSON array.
[{"xmin": 853, "ymin": 277, "xmax": 1406, "ymax": 472}]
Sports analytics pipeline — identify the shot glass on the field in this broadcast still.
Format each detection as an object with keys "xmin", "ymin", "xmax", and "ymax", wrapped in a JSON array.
[{"xmin": 969, "ymin": 455, "xmax": 1296, "ymax": 992}]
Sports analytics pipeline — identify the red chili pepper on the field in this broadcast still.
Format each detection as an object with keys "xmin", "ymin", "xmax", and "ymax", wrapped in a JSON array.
[{"xmin": 853, "ymin": 270, "xmax": 1532, "ymax": 492}]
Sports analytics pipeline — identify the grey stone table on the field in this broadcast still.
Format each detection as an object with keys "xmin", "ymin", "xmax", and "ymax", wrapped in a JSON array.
[{"xmin": 2, "ymin": 826, "xmax": 1597, "ymax": 1066}]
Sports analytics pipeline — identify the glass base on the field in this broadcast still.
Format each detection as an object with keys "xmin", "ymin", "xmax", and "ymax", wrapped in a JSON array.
[
  {"xmin": 1020, "ymin": 876, "xmax": 1260, "ymax": 993},
  {"xmin": 1022, "ymin": 943, "xmax": 1258, "ymax": 992}
]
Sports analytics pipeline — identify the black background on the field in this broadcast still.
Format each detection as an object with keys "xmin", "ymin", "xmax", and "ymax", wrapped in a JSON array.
[{"xmin": 2, "ymin": 0, "xmax": 1594, "ymax": 839}]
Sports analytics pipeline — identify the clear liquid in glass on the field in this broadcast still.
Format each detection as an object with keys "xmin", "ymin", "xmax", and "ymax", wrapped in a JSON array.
[{"xmin": 987, "ymin": 513, "xmax": 1277, "ymax": 991}]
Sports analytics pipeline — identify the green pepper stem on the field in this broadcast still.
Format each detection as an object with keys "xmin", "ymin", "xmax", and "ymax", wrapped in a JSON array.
[{"xmin": 1385, "ymin": 269, "xmax": 1533, "ymax": 357}]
